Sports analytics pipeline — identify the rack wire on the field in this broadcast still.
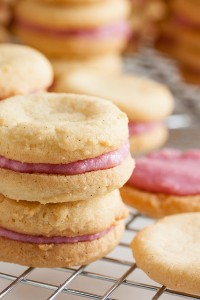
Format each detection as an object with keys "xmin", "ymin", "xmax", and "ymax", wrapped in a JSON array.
[
  {"xmin": 0, "ymin": 48, "xmax": 199, "ymax": 299},
  {"xmin": 0, "ymin": 211, "xmax": 199, "ymax": 300}
]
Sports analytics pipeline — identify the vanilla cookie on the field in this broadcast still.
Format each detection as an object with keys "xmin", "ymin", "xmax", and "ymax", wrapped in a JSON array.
[
  {"xmin": 0, "ymin": 93, "xmax": 134, "ymax": 202},
  {"xmin": 14, "ymin": 0, "xmax": 131, "ymax": 58},
  {"xmin": 132, "ymin": 213, "xmax": 200, "ymax": 294},
  {"xmin": 0, "ymin": 44, "xmax": 53, "ymax": 99},
  {"xmin": 0, "ymin": 221, "xmax": 124, "ymax": 267},
  {"xmin": 121, "ymin": 149, "xmax": 200, "ymax": 218},
  {"xmin": 52, "ymin": 70, "xmax": 173, "ymax": 154},
  {"xmin": 0, "ymin": 190, "xmax": 128, "ymax": 236}
]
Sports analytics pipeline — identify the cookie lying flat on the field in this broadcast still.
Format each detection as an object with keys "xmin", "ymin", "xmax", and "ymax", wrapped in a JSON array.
[
  {"xmin": 0, "ymin": 93, "xmax": 134, "ymax": 203},
  {"xmin": 0, "ymin": 190, "xmax": 128, "ymax": 236},
  {"xmin": 14, "ymin": 0, "xmax": 130, "ymax": 58},
  {"xmin": 0, "ymin": 44, "xmax": 53, "ymax": 99},
  {"xmin": 132, "ymin": 213, "xmax": 200, "ymax": 294},
  {"xmin": 52, "ymin": 70, "xmax": 173, "ymax": 154},
  {"xmin": 121, "ymin": 149, "xmax": 200, "ymax": 218},
  {"xmin": 0, "ymin": 221, "xmax": 124, "ymax": 268}
]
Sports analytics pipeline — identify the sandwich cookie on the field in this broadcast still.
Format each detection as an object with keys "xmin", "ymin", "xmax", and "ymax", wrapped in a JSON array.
[
  {"xmin": 52, "ymin": 70, "xmax": 174, "ymax": 154},
  {"xmin": 0, "ymin": 44, "xmax": 53, "ymax": 100},
  {"xmin": 0, "ymin": 190, "xmax": 128, "ymax": 267},
  {"xmin": 14, "ymin": 0, "xmax": 131, "ymax": 58},
  {"xmin": 121, "ymin": 149, "xmax": 200, "ymax": 218},
  {"xmin": 0, "ymin": 93, "xmax": 134, "ymax": 203},
  {"xmin": 132, "ymin": 213, "xmax": 200, "ymax": 294}
]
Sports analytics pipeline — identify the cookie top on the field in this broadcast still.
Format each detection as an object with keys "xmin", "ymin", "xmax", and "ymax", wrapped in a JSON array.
[
  {"xmin": 0, "ymin": 44, "xmax": 53, "ymax": 99},
  {"xmin": 132, "ymin": 213, "xmax": 200, "ymax": 294},
  {"xmin": 0, "ymin": 190, "xmax": 128, "ymax": 236},
  {"xmin": 0, "ymin": 93, "xmax": 128, "ymax": 163},
  {"xmin": 15, "ymin": 0, "xmax": 130, "ymax": 29},
  {"xmin": 52, "ymin": 70, "xmax": 174, "ymax": 121},
  {"xmin": 128, "ymin": 148, "xmax": 200, "ymax": 196}
]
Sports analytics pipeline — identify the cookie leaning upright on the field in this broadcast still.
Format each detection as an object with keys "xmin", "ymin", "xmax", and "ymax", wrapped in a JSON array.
[
  {"xmin": 0, "ymin": 44, "xmax": 53, "ymax": 100},
  {"xmin": 0, "ymin": 93, "xmax": 134, "ymax": 203},
  {"xmin": 132, "ymin": 213, "xmax": 200, "ymax": 294},
  {"xmin": 14, "ymin": 0, "xmax": 131, "ymax": 58},
  {"xmin": 52, "ymin": 70, "xmax": 174, "ymax": 154}
]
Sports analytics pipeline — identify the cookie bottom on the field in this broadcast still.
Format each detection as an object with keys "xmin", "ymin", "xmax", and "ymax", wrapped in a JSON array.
[
  {"xmin": 129, "ymin": 125, "xmax": 168, "ymax": 155},
  {"xmin": 0, "ymin": 222, "xmax": 124, "ymax": 268},
  {"xmin": 120, "ymin": 185, "xmax": 200, "ymax": 218}
]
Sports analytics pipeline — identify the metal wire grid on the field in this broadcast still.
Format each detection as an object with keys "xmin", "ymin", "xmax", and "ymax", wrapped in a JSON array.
[{"xmin": 0, "ymin": 211, "xmax": 199, "ymax": 300}]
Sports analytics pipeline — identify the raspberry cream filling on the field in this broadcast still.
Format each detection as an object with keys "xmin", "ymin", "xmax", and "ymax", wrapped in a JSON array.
[
  {"xmin": 129, "ymin": 122, "xmax": 161, "ymax": 136},
  {"xmin": 15, "ymin": 19, "xmax": 131, "ymax": 39},
  {"xmin": 0, "ymin": 226, "xmax": 112, "ymax": 244},
  {"xmin": 0, "ymin": 143, "xmax": 129, "ymax": 175},
  {"xmin": 128, "ymin": 149, "xmax": 200, "ymax": 196}
]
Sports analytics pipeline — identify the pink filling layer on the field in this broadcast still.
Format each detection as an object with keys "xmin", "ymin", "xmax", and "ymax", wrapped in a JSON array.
[
  {"xmin": 129, "ymin": 122, "xmax": 160, "ymax": 136},
  {"xmin": 0, "ymin": 227, "xmax": 112, "ymax": 244},
  {"xmin": 15, "ymin": 18, "xmax": 131, "ymax": 39},
  {"xmin": 128, "ymin": 148, "xmax": 200, "ymax": 196},
  {"xmin": 0, "ymin": 143, "xmax": 129, "ymax": 175},
  {"xmin": 173, "ymin": 15, "xmax": 200, "ymax": 31}
]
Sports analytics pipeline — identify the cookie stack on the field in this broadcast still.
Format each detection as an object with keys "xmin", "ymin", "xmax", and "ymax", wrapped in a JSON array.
[
  {"xmin": 14, "ymin": 0, "xmax": 131, "ymax": 74},
  {"xmin": 0, "ymin": 93, "xmax": 134, "ymax": 267},
  {"xmin": 0, "ymin": 43, "xmax": 53, "ymax": 100},
  {"xmin": 52, "ymin": 69, "xmax": 174, "ymax": 155},
  {"xmin": 156, "ymin": 0, "xmax": 200, "ymax": 84}
]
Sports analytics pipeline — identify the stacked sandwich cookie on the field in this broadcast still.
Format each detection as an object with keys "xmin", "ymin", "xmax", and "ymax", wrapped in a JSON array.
[
  {"xmin": 0, "ymin": 44, "xmax": 53, "ymax": 100},
  {"xmin": 121, "ymin": 148, "xmax": 200, "ymax": 218},
  {"xmin": 52, "ymin": 70, "xmax": 174, "ymax": 154},
  {"xmin": 156, "ymin": 0, "xmax": 200, "ymax": 85},
  {"xmin": 14, "ymin": 0, "xmax": 130, "ymax": 74},
  {"xmin": 0, "ymin": 93, "xmax": 134, "ymax": 267}
]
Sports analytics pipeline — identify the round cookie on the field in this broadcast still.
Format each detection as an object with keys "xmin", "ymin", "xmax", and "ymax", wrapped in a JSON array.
[
  {"xmin": 52, "ymin": 70, "xmax": 173, "ymax": 121},
  {"xmin": 14, "ymin": 0, "xmax": 131, "ymax": 58},
  {"xmin": 0, "ymin": 190, "xmax": 128, "ymax": 236},
  {"xmin": 121, "ymin": 149, "xmax": 200, "ymax": 218},
  {"xmin": 0, "ymin": 92, "xmax": 134, "ymax": 202},
  {"xmin": 0, "ymin": 221, "xmax": 124, "ymax": 267},
  {"xmin": 0, "ymin": 44, "xmax": 53, "ymax": 99},
  {"xmin": 52, "ymin": 69, "xmax": 173, "ymax": 154},
  {"xmin": 132, "ymin": 213, "xmax": 200, "ymax": 294}
]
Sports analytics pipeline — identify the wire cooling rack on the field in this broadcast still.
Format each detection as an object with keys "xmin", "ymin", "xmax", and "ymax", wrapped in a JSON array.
[
  {"xmin": 0, "ymin": 48, "xmax": 199, "ymax": 300},
  {"xmin": 0, "ymin": 211, "xmax": 199, "ymax": 300}
]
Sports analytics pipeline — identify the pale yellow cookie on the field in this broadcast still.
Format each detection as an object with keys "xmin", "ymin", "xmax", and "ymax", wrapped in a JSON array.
[
  {"xmin": 52, "ymin": 70, "xmax": 174, "ymax": 122},
  {"xmin": 121, "ymin": 186, "xmax": 200, "ymax": 218},
  {"xmin": 132, "ymin": 213, "xmax": 200, "ymax": 294},
  {"xmin": 0, "ymin": 190, "xmax": 128, "ymax": 236},
  {"xmin": 0, "ymin": 44, "xmax": 53, "ymax": 99},
  {"xmin": 0, "ymin": 221, "xmax": 124, "ymax": 268}
]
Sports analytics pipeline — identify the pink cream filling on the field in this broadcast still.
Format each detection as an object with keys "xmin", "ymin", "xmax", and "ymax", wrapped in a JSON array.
[
  {"xmin": 0, "ymin": 143, "xmax": 129, "ymax": 175},
  {"xmin": 15, "ymin": 18, "xmax": 131, "ymax": 39},
  {"xmin": 128, "ymin": 148, "xmax": 200, "ymax": 196},
  {"xmin": 129, "ymin": 121, "xmax": 161, "ymax": 136},
  {"xmin": 0, "ymin": 227, "xmax": 112, "ymax": 244}
]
